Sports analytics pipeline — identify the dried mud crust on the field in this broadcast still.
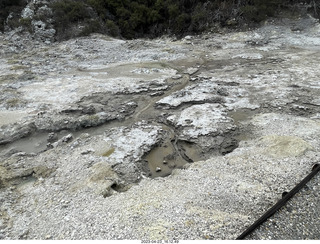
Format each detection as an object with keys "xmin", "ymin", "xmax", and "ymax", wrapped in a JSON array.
[{"xmin": 1, "ymin": 15, "xmax": 320, "ymax": 239}]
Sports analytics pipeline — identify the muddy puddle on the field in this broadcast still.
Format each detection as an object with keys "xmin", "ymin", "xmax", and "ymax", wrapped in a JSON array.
[
  {"xmin": 0, "ymin": 132, "xmax": 49, "ymax": 155},
  {"xmin": 0, "ymin": 120, "xmax": 207, "ymax": 179},
  {"xmin": 0, "ymin": 117, "xmax": 132, "ymax": 157},
  {"xmin": 228, "ymin": 108, "xmax": 257, "ymax": 141},
  {"xmin": 144, "ymin": 124, "xmax": 206, "ymax": 178},
  {"xmin": 228, "ymin": 108, "xmax": 256, "ymax": 125},
  {"xmin": 72, "ymin": 61, "xmax": 177, "ymax": 81}
]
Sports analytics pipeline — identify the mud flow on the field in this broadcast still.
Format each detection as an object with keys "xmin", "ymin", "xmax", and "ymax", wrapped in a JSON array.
[{"xmin": 0, "ymin": 56, "xmax": 241, "ymax": 182}]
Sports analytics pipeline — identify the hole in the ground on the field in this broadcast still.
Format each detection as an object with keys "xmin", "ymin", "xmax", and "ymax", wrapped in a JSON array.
[
  {"xmin": 110, "ymin": 182, "xmax": 128, "ymax": 192},
  {"xmin": 143, "ymin": 131, "xmax": 197, "ymax": 178}
]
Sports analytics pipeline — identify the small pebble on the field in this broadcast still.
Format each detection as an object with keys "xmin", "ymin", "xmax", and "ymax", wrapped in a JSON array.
[{"xmin": 45, "ymin": 235, "xmax": 52, "ymax": 239}]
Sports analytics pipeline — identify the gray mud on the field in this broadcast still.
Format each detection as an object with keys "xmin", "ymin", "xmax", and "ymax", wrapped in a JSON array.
[{"xmin": 1, "ymin": 15, "xmax": 320, "ymax": 240}]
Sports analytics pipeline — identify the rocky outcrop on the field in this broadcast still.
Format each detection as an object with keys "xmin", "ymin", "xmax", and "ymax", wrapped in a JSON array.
[
  {"xmin": 166, "ymin": 103, "xmax": 238, "ymax": 154},
  {"xmin": 7, "ymin": 0, "xmax": 56, "ymax": 43}
]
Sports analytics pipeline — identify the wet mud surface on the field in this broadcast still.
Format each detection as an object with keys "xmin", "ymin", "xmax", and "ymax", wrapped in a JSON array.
[
  {"xmin": 1, "ymin": 15, "xmax": 320, "ymax": 240},
  {"xmin": 2, "ymin": 18, "xmax": 320, "ymax": 180},
  {"xmin": 2, "ymin": 21, "xmax": 320, "ymax": 181}
]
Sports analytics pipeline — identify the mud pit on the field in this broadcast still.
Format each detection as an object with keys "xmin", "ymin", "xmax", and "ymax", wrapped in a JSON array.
[{"xmin": 1, "ymin": 16, "xmax": 320, "ymax": 239}]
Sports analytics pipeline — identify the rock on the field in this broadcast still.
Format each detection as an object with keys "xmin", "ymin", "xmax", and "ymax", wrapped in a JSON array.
[
  {"xmin": 81, "ymin": 149, "xmax": 95, "ymax": 155},
  {"xmin": 52, "ymin": 134, "xmax": 73, "ymax": 147},
  {"xmin": 184, "ymin": 67, "xmax": 198, "ymax": 75},
  {"xmin": 155, "ymin": 167, "xmax": 162, "ymax": 172},
  {"xmin": 167, "ymin": 103, "xmax": 234, "ymax": 139},
  {"xmin": 45, "ymin": 235, "xmax": 52, "ymax": 240},
  {"xmin": 171, "ymin": 74, "xmax": 182, "ymax": 80},
  {"xmin": 47, "ymin": 132, "xmax": 58, "ymax": 143},
  {"xmin": 18, "ymin": 229, "xmax": 29, "ymax": 239},
  {"xmin": 20, "ymin": 1, "xmax": 55, "ymax": 42},
  {"xmin": 94, "ymin": 123, "xmax": 164, "ymax": 182},
  {"xmin": 21, "ymin": 8, "xmax": 34, "ymax": 19},
  {"xmin": 36, "ymin": 5, "xmax": 53, "ymax": 20},
  {"xmin": 165, "ymin": 103, "xmax": 238, "ymax": 155},
  {"xmin": 155, "ymin": 81, "xmax": 222, "ymax": 109},
  {"xmin": 217, "ymin": 87, "xmax": 229, "ymax": 96},
  {"xmin": 32, "ymin": 19, "xmax": 55, "ymax": 41},
  {"xmin": 232, "ymin": 53, "xmax": 263, "ymax": 60},
  {"xmin": 62, "ymin": 134, "xmax": 73, "ymax": 143}
]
